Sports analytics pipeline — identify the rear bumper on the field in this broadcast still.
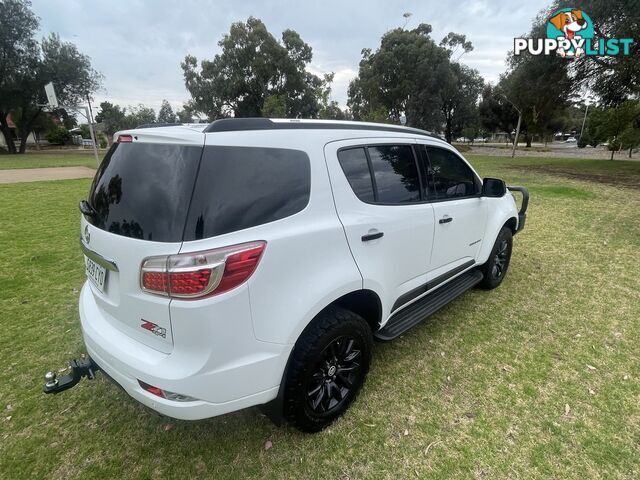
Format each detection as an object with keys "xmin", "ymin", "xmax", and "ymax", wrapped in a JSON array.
[
  {"xmin": 86, "ymin": 342, "xmax": 279, "ymax": 420},
  {"xmin": 79, "ymin": 283, "xmax": 288, "ymax": 420}
]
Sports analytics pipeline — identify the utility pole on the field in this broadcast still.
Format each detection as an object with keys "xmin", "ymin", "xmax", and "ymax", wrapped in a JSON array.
[
  {"xmin": 579, "ymin": 103, "xmax": 589, "ymax": 142},
  {"xmin": 86, "ymin": 97, "xmax": 100, "ymax": 165}
]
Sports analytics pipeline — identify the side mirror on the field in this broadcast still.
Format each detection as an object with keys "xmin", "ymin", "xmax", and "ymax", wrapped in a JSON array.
[{"xmin": 482, "ymin": 178, "xmax": 506, "ymax": 197}]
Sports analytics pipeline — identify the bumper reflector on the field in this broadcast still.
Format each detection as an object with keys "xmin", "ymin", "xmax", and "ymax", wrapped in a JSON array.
[{"xmin": 138, "ymin": 380, "xmax": 198, "ymax": 402}]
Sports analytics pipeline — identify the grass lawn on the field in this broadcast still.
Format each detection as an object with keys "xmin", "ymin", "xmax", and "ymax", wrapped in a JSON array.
[
  {"xmin": 1, "ymin": 155, "xmax": 639, "ymax": 479},
  {"xmin": 0, "ymin": 151, "xmax": 99, "ymax": 170}
]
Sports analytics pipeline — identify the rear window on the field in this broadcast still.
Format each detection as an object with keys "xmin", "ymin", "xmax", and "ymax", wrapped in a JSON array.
[
  {"xmin": 183, "ymin": 146, "xmax": 310, "ymax": 241},
  {"xmin": 87, "ymin": 142, "xmax": 202, "ymax": 242}
]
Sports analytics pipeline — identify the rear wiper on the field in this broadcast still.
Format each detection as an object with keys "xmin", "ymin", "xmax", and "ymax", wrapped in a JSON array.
[{"xmin": 79, "ymin": 200, "xmax": 98, "ymax": 217}]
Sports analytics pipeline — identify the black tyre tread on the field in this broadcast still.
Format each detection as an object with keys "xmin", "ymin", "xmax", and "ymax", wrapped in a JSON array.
[
  {"xmin": 478, "ymin": 226, "xmax": 513, "ymax": 290},
  {"xmin": 283, "ymin": 305, "xmax": 372, "ymax": 432}
]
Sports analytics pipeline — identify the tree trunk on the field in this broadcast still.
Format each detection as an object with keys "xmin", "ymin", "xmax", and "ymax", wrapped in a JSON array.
[
  {"xmin": 525, "ymin": 134, "xmax": 532, "ymax": 148},
  {"xmin": 17, "ymin": 108, "xmax": 42, "ymax": 154},
  {"xmin": 0, "ymin": 113, "xmax": 17, "ymax": 154},
  {"xmin": 445, "ymin": 117, "xmax": 452, "ymax": 144},
  {"xmin": 610, "ymin": 149, "xmax": 615, "ymax": 160},
  {"xmin": 19, "ymin": 135, "xmax": 28, "ymax": 154},
  {"xmin": 629, "ymin": 147, "xmax": 633, "ymax": 159}
]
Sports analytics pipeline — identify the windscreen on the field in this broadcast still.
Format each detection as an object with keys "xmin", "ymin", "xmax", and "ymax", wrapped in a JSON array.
[{"xmin": 86, "ymin": 142, "xmax": 202, "ymax": 242}]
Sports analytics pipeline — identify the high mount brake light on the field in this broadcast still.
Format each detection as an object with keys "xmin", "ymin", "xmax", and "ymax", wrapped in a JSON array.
[
  {"xmin": 140, "ymin": 241, "xmax": 266, "ymax": 299},
  {"xmin": 117, "ymin": 134, "xmax": 133, "ymax": 143}
]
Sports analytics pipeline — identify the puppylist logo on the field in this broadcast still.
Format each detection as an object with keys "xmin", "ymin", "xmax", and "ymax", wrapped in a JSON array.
[{"xmin": 515, "ymin": 8, "xmax": 634, "ymax": 58}]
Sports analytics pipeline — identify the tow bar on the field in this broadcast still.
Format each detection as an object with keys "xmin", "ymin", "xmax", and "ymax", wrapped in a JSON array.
[{"xmin": 43, "ymin": 356, "xmax": 101, "ymax": 394}]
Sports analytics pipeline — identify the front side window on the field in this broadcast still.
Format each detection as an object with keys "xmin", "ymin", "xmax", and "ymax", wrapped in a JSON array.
[{"xmin": 426, "ymin": 147, "xmax": 480, "ymax": 200}]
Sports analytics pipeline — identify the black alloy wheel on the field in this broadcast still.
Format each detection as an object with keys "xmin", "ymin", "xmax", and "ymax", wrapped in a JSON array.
[{"xmin": 306, "ymin": 335, "xmax": 362, "ymax": 414}]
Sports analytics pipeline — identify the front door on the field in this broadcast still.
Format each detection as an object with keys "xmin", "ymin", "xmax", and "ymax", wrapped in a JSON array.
[{"xmin": 423, "ymin": 145, "xmax": 487, "ymax": 277}]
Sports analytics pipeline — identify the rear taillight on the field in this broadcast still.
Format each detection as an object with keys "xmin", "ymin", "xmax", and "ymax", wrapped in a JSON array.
[{"xmin": 140, "ymin": 241, "xmax": 266, "ymax": 299}]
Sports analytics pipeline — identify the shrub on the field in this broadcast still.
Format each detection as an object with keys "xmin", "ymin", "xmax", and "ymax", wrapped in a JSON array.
[
  {"xmin": 97, "ymin": 132, "xmax": 108, "ymax": 148},
  {"xmin": 45, "ymin": 126, "xmax": 72, "ymax": 145},
  {"xmin": 577, "ymin": 135, "xmax": 589, "ymax": 148}
]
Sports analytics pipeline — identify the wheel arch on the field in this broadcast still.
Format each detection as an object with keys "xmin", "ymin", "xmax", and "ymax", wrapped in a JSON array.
[
  {"xmin": 504, "ymin": 216, "xmax": 518, "ymax": 234},
  {"xmin": 260, "ymin": 288, "xmax": 381, "ymax": 425},
  {"xmin": 477, "ymin": 205, "xmax": 519, "ymax": 266}
]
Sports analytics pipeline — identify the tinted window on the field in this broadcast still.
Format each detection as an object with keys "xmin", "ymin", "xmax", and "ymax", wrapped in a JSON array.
[
  {"xmin": 87, "ymin": 143, "xmax": 202, "ymax": 242},
  {"xmin": 368, "ymin": 145, "xmax": 421, "ymax": 203},
  {"xmin": 184, "ymin": 146, "xmax": 310, "ymax": 240},
  {"xmin": 337, "ymin": 148, "xmax": 375, "ymax": 202},
  {"xmin": 426, "ymin": 147, "xmax": 479, "ymax": 199}
]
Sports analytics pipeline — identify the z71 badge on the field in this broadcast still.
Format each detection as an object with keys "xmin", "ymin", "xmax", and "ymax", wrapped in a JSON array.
[{"xmin": 140, "ymin": 319, "xmax": 166, "ymax": 338}]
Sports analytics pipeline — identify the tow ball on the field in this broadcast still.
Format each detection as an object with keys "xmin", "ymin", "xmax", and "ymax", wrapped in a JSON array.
[{"xmin": 43, "ymin": 357, "xmax": 101, "ymax": 394}]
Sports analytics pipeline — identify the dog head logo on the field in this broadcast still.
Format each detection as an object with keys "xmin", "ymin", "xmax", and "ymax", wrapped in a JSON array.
[
  {"xmin": 515, "ymin": 9, "xmax": 633, "ymax": 58},
  {"xmin": 547, "ymin": 8, "xmax": 594, "ymax": 57}
]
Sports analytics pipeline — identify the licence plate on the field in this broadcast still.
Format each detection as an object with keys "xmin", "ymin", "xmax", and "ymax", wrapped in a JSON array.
[{"xmin": 85, "ymin": 256, "xmax": 107, "ymax": 293}]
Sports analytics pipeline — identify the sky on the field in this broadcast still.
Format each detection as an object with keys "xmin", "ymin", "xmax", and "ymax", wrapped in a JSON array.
[{"xmin": 30, "ymin": 0, "xmax": 550, "ymax": 115}]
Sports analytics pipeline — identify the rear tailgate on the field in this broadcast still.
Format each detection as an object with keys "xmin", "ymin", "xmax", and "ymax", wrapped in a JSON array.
[{"xmin": 81, "ymin": 128, "xmax": 205, "ymax": 353}]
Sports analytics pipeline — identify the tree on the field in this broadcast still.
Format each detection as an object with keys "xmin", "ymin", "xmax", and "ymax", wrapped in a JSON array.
[
  {"xmin": 347, "ymin": 24, "xmax": 482, "ymax": 141},
  {"xmin": 439, "ymin": 62, "xmax": 483, "ymax": 143},
  {"xmin": 122, "ymin": 105, "xmax": 155, "ymax": 129},
  {"xmin": 348, "ymin": 24, "xmax": 451, "ymax": 129},
  {"xmin": 478, "ymin": 84, "xmax": 518, "ymax": 141},
  {"xmin": 0, "ymin": 0, "xmax": 39, "ymax": 153},
  {"xmin": 0, "ymin": 1, "xmax": 102, "ymax": 153},
  {"xmin": 157, "ymin": 99, "xmax": 177, "ymax": 123},
  {"xmin": 499, "ymin": 17, "xmax": 574, "ymax": 148},
  {"xmin": 176, "ymin": 102, "xmax": 197, "ymax": 123},
  {"xmin": 588, "ymin": 101, "xmax": 640, "ymax": 159},
  {"xmin": 550, "ymin": 0, "xmax": 639, "ymax": 104},
  {"xmin": 182, "ymin": 17, "xmax": 332, "ymax": 120},
  {"xmin": 95, "ymin": 101, "xmax": 126, "ymax": 143}
]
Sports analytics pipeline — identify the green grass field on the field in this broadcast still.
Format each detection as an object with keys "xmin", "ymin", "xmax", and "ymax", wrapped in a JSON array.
[
  {"xmin": 0, "ymin": 151, "xmax": 99, "ymax": 170},
  {"xmin": 1, "ymin": 155, "xmax": 639, "ymax": 479}
]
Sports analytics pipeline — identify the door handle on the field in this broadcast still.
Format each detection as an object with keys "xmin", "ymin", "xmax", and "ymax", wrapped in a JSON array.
[
  {"xmin": 439, "ymin": 216, "xmax": 453, "ymax": 224},
  {"xmin": 361, "ymin": 231, "xmax": 384, "ymax": 242}
]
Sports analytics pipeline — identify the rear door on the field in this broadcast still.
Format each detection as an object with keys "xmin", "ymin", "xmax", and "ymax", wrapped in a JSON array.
[
  {"xmin": 325, "ymin": 139, "xmax": 435, "ymax": 320},
  {"xmin": 422, "ymin": 145, "xmax": 487, "ymax": 276},
  {"xmin": 81, "ymin": 130, "xmax": 204, "ymax": 353}
]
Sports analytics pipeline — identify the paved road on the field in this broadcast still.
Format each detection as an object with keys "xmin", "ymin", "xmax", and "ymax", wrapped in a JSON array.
[{"xmin": 0, "ymin": 166, "xmax": 95, "ymax": 184}]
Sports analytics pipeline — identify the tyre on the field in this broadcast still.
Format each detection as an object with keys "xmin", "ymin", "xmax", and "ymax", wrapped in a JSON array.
[
  {"xmin": 478, "ymin": 226, "xmax": 513, "ymax": 290},
  {"xmin": 282, "ymin": 306, "xmax": 373, "ymax": 433}
]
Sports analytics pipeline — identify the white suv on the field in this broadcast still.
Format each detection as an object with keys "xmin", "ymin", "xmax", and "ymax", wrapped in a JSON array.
[{"xmin": 44, "ymin": 119, "xmax": 528, "ymax": 432}]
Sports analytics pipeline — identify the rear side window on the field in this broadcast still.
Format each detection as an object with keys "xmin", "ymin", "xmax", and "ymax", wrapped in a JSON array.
[
  {"xmin": 338, "ymin": 144, "xmax": 421, "ymax": 204},
  {"xmin": 426, "ymin": 147, "xmax": 480, "ymax": 199},
  {"xmin": 87, "ymin": 142, "xmax": 202, "ymax": 242},
  {"xmin": 183, "ymin": 146, "xmax": 310, "ymax": 240},
  {"xmin": 337, "ymin": 148, "xmax": 375, "ymax": 202},
  {"xmin": 367, "ymin": 145, "xmax": 421, "ymax": 203}
]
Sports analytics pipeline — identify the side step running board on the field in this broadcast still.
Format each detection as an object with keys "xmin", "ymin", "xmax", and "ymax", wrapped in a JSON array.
[{"xmin": 375, "ymin": 269, "xmax": 483, "ymax": 341}]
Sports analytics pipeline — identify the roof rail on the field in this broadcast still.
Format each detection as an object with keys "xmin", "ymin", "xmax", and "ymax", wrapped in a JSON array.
[
  {"xmin": 203, "ymin": 118, "xmax": 440, "ymax": 139},
  {"xmin": 135, "ymin": 122, "xmax": 183, "ymax": 129}
]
